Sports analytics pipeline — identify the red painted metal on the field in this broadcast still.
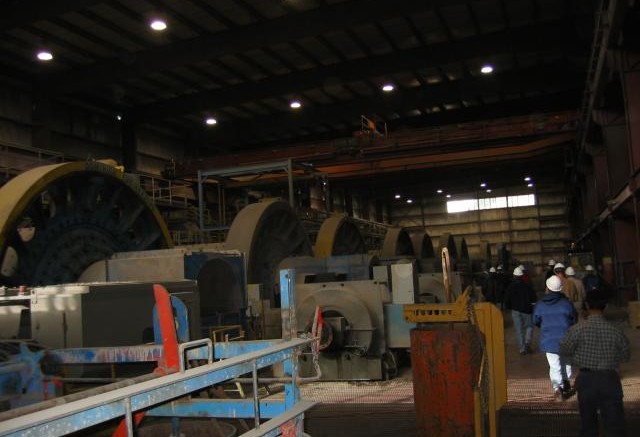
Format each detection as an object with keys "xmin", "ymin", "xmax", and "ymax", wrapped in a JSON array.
[
  {"xmin": 153, "ymin": 283, "xmax": 180, "ymax": 374},
  {"xmin": 411, "ymin": 328, "xmax": 481, "ymax": 437},
  {"xmin": 112, "ymin": 412, "xmax": 145, "ymax": 437},
  {"xmin": 112, "ymin": 284, "xmax": 180, "ymax": 437}
]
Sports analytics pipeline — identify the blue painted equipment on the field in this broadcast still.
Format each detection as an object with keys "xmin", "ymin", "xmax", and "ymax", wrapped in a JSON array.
[{"xmin": 0, "ymin": 270, "xmax": 316, "ymax": 437}]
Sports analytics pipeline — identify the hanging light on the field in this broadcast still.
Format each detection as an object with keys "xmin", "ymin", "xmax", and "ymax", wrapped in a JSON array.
[
  {"xmin": 480, "ymin": 64, "xmax": 494, "ymax": 74},
  {"xmin": 150, "ymin": 19, "xmax": 167, "ymax": 31},
  {"xmin": 36, "ymin": 49, "xmax": 53, "ymax": 61}
]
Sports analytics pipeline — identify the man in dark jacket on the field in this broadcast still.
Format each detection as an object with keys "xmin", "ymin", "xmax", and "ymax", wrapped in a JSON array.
[
  {"xmin": 545, "ymin": 259, "xmax": 557, "ymax": 280},
  {"xmin": 533, "ymin": 275, "xmax": 578, "ymax": 400},
  {"xmin": 583, "ymin": 265, "xmax": 601, "ymax": 291},
  {"xmin": 495, "ymin": 265, "xmax": 510, "ymax": 309},
  {"xmin": 560, "ymin": 288, "xmax": 630, "ymax": 437},
  {"xmin": 482, "ymin": 267, "xmax": 498, "ymax": 303},
  {"xmin": 504, "ymin": 266, "xmax": 537, "ymax": 354}
]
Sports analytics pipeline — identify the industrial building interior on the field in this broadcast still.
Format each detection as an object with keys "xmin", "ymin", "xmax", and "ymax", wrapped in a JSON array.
[{"xmin": 1, "ymin": 0, "xmax": 640, "ymax": 436}]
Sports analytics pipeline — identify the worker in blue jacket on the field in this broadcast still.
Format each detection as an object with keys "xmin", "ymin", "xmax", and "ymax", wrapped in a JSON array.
[{"xmin": 533, "ymin": 275, "xmax": 578, "ymax": 400}]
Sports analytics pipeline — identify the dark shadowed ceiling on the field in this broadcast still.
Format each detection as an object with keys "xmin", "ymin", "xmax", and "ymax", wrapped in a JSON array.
[{"xmin": 0, "ymin": 0, "xmax": 598, "ymax": 189}]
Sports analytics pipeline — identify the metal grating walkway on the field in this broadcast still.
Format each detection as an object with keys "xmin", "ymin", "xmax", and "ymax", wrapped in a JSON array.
[{"xmin": 293, "ymin": 308, "xmax": 640, "ymax": 436}]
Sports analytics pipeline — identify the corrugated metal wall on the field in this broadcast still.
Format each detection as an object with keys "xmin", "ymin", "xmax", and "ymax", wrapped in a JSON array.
[
  {"xmin": 0, "ymin": 84, "xmax": 183, "ymax": 175},
  {"xmin": 390, "ymin": 186, "xmax": 570, "ymax": 273}
]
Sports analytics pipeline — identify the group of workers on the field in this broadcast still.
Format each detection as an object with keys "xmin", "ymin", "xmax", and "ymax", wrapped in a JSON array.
[{"xmin": 482, "ymin": 260, "xmax": 630, "ymax": 437}]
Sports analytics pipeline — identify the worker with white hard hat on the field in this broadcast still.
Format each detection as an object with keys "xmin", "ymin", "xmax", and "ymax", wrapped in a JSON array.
[
  {"xmin": 517, "ymin": 263, "xmax": 530, "ymax": 284},
  {"xmin": 583, "ymin": 264, "xmax": 601, "ymax": 291},
  {"xmin": 482, "ymin": 267, "xmax": 498, "ymax": 303},
  {"xmin": 504, "ymin": 266, "xmax": 537, "ymax": 354},
  {"xmin": 545, "ymin": 259, "xmax": 557, "ymax": 280},
  {"xmin": 565, "ymin": 267, "xmax": 586, "ymax": 318},
  {"xmin": 553, "ymin": 262, "xmax": 577, "ymax": 307},
  {"xmin": 534, "ymin": 275, "xmax": 578, "ymax": 400},
  {"xmin": 494, "ymin": 264, "xmax": 509, "ymax": 310}
]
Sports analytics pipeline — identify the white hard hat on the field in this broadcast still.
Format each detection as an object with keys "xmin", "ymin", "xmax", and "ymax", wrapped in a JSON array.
[
  {"xmin": 513, "ymin": 267, "xmax": 524, "ymax": 276},
  {"xmin": 518, "ymin": 264, "xmax": 525, "ymax": 270},
  {"xmin": 546, "ymin": 275, "xmax": 563, "ymax": 292},
  {"xmin": 585, "ymin": 265, "xmax": 594, "ymax": 271},
  {"xmin": 489, "ymin": 267, "xmax": 496, "ymax": 273},
  {"xmin": 565, "ymin": 266, "xmax": 575, "ymax": 276},
  {"xmin": 553, "ymin": 262, "xmax": 566, "ymax": 271},
  {"xmin": 497, "ymin": 264, "xmax": 504, "ymax": 270},
  {"xmin": 548, "ymin": 259, "xmax": 556, "ymax": 266}
]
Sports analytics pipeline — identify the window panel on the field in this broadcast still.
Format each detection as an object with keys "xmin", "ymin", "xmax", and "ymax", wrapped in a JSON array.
[{"xmin": 448, "ymin": 194, "xmax": 535, "ymax": 214}]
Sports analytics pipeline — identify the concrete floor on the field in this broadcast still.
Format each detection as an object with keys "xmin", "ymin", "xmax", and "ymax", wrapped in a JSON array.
[{"xmin": 301, "ymin": 305, "xmax": 640, "ymax": 437}]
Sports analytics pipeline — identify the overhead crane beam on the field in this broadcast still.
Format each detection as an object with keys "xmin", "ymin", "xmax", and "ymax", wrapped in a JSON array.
[{"xmin": 177, "ymin": 110, "xmax": 577, "ymax": 176}]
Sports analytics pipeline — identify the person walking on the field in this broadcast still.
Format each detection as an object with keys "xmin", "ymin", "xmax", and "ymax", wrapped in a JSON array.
[
  {"xmin": 545, "ymin": 259, "xmax": 557, "ymax": 280},
  {"xmin": 495, "ymin": 265, "xmax": 510, "ymax": 310},
  {"xmin": 555, "ymin": 262, "xmax": 578, "ymax": 308},
  {"xmin": 566, "ymin": 266, "xmax": 586, "ymax": 319},
  {"xmin": 560, "ymin": 288, "xmax": 631, "ymax": 436},
  {"xmin": 533, "ymin": 275, "xmax": 577, "ymax": 400},
  {"xmin": 518, "ymin": 264, "xmax": 530, "ymax": 285},
  {"xmin": 504, "ymin": 266, "xmax": 537, "ymax": 354},
  {"xmin": 482, "ymin": 267, "xmax": 498, "ymax": 303},
  {"xmin": 583, "ymin": 265, "xmax": 601, "ymax": 291}
]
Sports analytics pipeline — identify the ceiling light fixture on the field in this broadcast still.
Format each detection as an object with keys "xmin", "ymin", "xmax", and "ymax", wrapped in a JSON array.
[
  {"xmin": 290, "ymin": 100, "xmax": 301, "ymax": 109},
  {"xmin": 486, "ymin": 189, "xmax": 492, "ymax": 193},
  {"xmin": 382, "ymin": 84, "xmax": 395, "ymax": 92},
  {"xmin": 524, "ymin": 176, "xmax": 531, "ymax": 182},
  {"xmin": 36, "ymin": 50, "xmax": 53, "ymax": 61},
  {"xmin": 205, "ymin": 117, "xmax": 217, "ymax": 125},
  {"xmin": 527, "ymin": 183, "xmax": 534, "ymax": 188},
  {"xmin": 437, "ymin": 189, "xmax": 443, "ymax": 194},
  {"xmin": 446, "ymin": 194, "xmax": 451, "ymax": 198},
  {"xmin": 150, "ymin": 19, "xmax": 167, "ymax": 31},
  {"xmin": 480, "ymin": 65, "xmax": 494, "ymax": 74},
  {"xmin": 395, "ymin": 194, "xmax": 401, "ymax": 199},
  {"xmin": 116, "ymin": 114, "xmax": 122, "ymax": 121},
  {"xmin": 406, "ymin": 199, "xmax": 413, "ymax": 204},
  {"xmin": 480, "ymin": 182, "xmax": 487, "ymax": 188}
]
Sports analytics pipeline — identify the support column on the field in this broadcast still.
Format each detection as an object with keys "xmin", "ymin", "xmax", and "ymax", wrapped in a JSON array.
[
  {"xmin": 375, "ymin": 199, "xmax": 385, "ymax": 223},
  {"xmin": 121, "ymin": 117, "xmax": 138, "ymax": 171},
  {"xmin": 612, "ymin": 214, "xmax": 639, "ymax": 304},
  {"xmin": 345, "ymin": 192, "xmax": 353, "ymax": 217},
  {"xmin": 31, "ymin": 94, "xmax": 51, "ymax": 149},
  {"xmin": 593, "ymin": 153, "xmax": 610, "ymax": 210},
  {"xmin": 620, "ymin": 52, "xmax": 640, "ymax": 172}
]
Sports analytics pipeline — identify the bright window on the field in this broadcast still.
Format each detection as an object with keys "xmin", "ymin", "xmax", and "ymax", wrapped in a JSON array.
[
  {"xmin": 507, "ymin": 194, "xmax": 536, "ymax": 207},
  {"xmin": 447, "ymin": 199, "xmax": 478, "ymax": 213},
  {"xmin": 447, "ymin": 194, "xmax": 535, "ymax": 213}
]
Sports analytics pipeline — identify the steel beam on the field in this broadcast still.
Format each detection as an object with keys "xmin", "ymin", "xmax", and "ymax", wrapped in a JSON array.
[
  {"xmin": 47, "ymin": 340, "xmax": 282, "ymax": 364},
  {"xmin": 147, "ymin": 398, "xmax": 288, "ymax": 419},
  {"xmin": 176, "ymin": 104, "xmax": 580, "ymax": 176},
  {"xmin": 0, "ymin": 338, "xmax": 311, "ymax": 436},
  {"xmin": 130, "ymin": 21, "xmax": 576, "ymax": 121},
  {"xmin": 45, "ymin": 0, "xmax": 465, "ymax": 93},
  {"xmin": 199, "ymin": 63, "xmax": 578, "ymax": 144},
  {"xmin": 0, "ymin": 1, "xmax": 104, "ymax": 32}
]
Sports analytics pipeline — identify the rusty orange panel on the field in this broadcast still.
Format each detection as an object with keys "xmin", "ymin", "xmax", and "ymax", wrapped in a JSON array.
[{"xmin": 411, "ymin": 328, "xmax": 480, "ymax": 437}]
